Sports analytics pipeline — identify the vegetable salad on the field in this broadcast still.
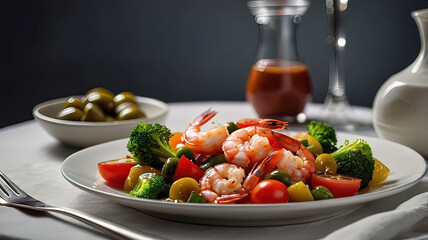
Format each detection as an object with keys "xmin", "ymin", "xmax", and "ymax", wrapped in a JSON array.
[{"xmin": 98, "ymin": 110, "xmax": 389, "ymax": 204}]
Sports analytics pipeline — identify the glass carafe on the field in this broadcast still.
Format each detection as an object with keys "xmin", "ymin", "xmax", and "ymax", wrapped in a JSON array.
[{"xmin": 246, "ymin": 0, "xmax": 312, "ymax": 121}]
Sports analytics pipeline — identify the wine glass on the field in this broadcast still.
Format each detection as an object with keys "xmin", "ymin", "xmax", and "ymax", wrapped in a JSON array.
[{"xmin": 321, "ymin": 0, "xmax": 359, "ymax": 130}]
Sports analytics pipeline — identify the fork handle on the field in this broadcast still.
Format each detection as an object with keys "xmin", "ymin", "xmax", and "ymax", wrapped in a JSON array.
[{"xmin": 42, "ymin": 205, "xmax": 167, "ymax": 240}]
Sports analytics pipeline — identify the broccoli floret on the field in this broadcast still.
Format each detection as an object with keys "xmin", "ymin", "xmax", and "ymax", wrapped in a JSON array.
[
  {"xmin": 130, "ymin": 173, "xmax": 170, "ymax": 199},
  {"xmin": 127, "ymin": 123, "xmax": 177, "ymax": 165},
  {"xmin": 307, "ymin": 121, "xmax": 338, "ymax": 153},
  {"xmin": 331, "ymin": 139, "xmax": 375, "ymax": 189}
]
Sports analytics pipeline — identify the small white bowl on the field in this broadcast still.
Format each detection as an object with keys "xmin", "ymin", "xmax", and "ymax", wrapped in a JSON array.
[{"xmin": 33, "ymin": 96, "xmax": 169, "ymax": 148}]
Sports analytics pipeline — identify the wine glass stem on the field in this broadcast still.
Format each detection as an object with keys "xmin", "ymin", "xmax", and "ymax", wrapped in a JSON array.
[{"xmin": 325, "ymin": 0, "xmax": 349, "ymax": 105}]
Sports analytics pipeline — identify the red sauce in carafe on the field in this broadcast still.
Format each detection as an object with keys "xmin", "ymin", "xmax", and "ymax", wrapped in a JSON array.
[{"xmin": 246, "ymin": 60, "xmax": 312, "ymax": 117}]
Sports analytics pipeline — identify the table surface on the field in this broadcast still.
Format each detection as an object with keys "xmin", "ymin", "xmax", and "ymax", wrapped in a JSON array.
[{"xmin": 1, "ymin": 102, "xmax": 427, "ymax": 240}]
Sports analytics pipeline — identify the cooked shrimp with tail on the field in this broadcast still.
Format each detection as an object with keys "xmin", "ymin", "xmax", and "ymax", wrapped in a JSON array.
[
  {"xmin": 199, "ymin": 151, "xmax": 283, "ymax": 204},
  {"xmin": 264, "ymin": 130, "xmax": 316, "ymax": 184},
  {"xmin": 222, "ymin": 119, "xmax": 287, "ymax": 169},
  {"xmin": 184, "ymin": 109, "xmax": 229, "ymax": 155}
]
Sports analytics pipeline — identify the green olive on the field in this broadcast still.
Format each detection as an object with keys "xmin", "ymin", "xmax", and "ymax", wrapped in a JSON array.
[
  {"xmin": 311, "ymin": 186, "xmax": 334, "ymax": 200},
  {"xmin": 115, "ymin": 102, "xmax": 136, "ymax": 114},
  {"xmin": 176, "ymin": 146, "xmax": 195, "ymax": 161},
  {"xmin": 113, "ymin": 92, "xmax": 136, "ymax": 106},
  {"xmin": 86, "ymin": 87, "xmax": 114, "ymax": 97},
  {"xmin": 84, "ymin": 92, "xmax": 115, "ymax": 114},
  {"xmin": 169, "ymin": 177, "xmax": 199, "ymax": 202},
  {"xmin": 161, "ymin": 157, "xmax": 179, "ymax": 180},
  {"xmin": 123, "ymin": 164, "xmax": 161, "ymax": 193},
  {"xmin": 315, "ymin": 153, "xmax": 337, "ymax": 174},
  {"xmin": 263, "ymin": 170, "xmax": 292, "ymax": 186},
  {"xmin": 116, "ymin": 105, "xmax": 145, "ymax": 120},
  {"xmin": 57, "ymin": 107, "xmax": 83, "ymax": 121},
  {"xmin": 81, "ymin": 103, "xmax": 105, "ymax": 121},
  {"xmin": 105, "ymin": 115, "xmax": 115, "ymax": 122},
  {"xmin": 81, "ymin": 87, "xmax": 114, "ymax": 103},
  {"xmin": 199, "ymin": 155, "xmax": 227, "ymax": 172},
  {"xmin": 226, "ymin": 122, "xmax": 240, "ymax": 134},
  {"xmin": 63, "ymin": 97, "xmax": 85, "ymax": 110}
]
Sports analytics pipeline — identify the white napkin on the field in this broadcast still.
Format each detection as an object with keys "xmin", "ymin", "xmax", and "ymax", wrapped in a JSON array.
[{"xmin": 323, "ymin": 192, "xmax": 428, "ymax": 240}]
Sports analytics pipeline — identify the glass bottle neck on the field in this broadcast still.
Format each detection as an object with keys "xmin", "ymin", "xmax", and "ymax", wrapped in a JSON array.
[
  {"xmin": 411, "ymin": 10, "xmax": 428, "ymax": 72},
  {"xmin": 254, "ymin": 15, "xmax": 299, "ymax": 65}
]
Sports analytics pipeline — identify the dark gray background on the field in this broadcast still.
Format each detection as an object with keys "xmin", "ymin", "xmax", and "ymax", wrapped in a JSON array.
[{"xmin": 1, "ymin": 0, "xmax": 427, "ymax": 127}]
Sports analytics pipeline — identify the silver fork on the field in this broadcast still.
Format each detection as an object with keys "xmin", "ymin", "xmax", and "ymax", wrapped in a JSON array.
[{"xmin": 0, "ymin": 171, "xmax": 167, "ymax": 240}]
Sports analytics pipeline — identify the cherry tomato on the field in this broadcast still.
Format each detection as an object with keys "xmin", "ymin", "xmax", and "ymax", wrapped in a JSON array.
[
  {"xmin": 311, "ymin": 173, "xmax": 362, "ymax": 198},
  {"xmin": 97, "ymin": 158, "xmax": 137, "ymax": 187},
  {"xmin": 169, "ymin": 132, "xmax": 185, "ymax": 151},
  {"xmin": 250, "ymin": 180, "xmax": 289, "ymax": 204},
  {"xmin": 172, "ymin": 155, "xmax": 205, "ymax": 182}
]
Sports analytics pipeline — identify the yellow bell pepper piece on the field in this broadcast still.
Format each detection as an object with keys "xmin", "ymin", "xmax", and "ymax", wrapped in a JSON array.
[
  {"xmin": 369, "ymin": 158, "xmax": 390, "ymax": 186},
  {"xmin": 287, "ymin": 181, "xmax": 314, "ymax": 202}
]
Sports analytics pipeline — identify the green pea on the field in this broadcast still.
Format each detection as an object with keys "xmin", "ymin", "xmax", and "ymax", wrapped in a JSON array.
[
  {"xmin": 176, "ymin": 146, "xmax": 195, "ymax": 160},
  {"xmin": 199, "ymin": 155, "xmax": 227, "ymax": 172},
  {"xmin": 227, "ymin": 122, "xmax": 240, "ymax": 134},
  {"xmin": 263, "ymin": 170, "xmax": 292, "ymax": 186},
  {"xmin": 161, "ymin": 157, "xmax": 179, "ymax": 180},
  {"xmin": 311, "ymin": 186, "xmax": 334, "ymax": 200}
]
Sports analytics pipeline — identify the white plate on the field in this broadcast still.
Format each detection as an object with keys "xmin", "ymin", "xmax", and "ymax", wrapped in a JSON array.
[{"xmin": 61, "ymin": 133, "xmax": 427, "ymax": 226}]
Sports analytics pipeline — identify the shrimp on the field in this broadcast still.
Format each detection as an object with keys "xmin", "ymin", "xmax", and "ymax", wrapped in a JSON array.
[
  {"xmin": 199, "ymin": 163, "xmax": 247, "ymax": 204},
  {"xmin": 222, "ymin": 126, "xmax": 273, "ymax": 169},
  {"xmin": 263, "ymin": 130, "xmax": 316, "ymax": 184},
  {"xmin": 222, "ymin": 119, "xmax": 287, "ymax": 169},
  {"xmin": 200, "ymin": 151, "xmax": 284, "ymax": 204},
  {"xmin": 184, "ymin": 109, "xmax": 229, "ymax": 155}
]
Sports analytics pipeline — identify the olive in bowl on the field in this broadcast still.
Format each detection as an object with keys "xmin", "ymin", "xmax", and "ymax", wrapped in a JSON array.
[
  {"xmin": 56, "ymin": 88, "xmax": 146, "ymax": 122},
  {"xmin": 33, "ymin": 95, "xmax": 169, "ymax": 147}
]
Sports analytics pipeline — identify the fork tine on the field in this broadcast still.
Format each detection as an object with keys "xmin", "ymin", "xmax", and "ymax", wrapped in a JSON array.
[{"xmin": 0, "ymin": 171, "xmax": 23, "ymax": 198}]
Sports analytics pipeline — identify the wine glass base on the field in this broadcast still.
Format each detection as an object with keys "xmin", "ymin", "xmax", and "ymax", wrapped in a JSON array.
[{"xmin": 315, "ymin": 101, "xmax": 372, "ymax": 132}]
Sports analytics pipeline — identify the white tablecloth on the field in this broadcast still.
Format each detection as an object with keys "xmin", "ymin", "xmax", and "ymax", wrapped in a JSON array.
[{"xmin": 1, "ymin": 102, "xmax": 427, "ymax": 240}]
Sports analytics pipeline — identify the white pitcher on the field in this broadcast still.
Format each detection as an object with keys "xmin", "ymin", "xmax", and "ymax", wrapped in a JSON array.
[{"xmin": 373, "ymin": 9, "xmax": 428, "ymax": 157}]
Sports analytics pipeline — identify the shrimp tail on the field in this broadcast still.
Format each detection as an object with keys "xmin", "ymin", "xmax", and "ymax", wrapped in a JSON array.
[
  {"xmin": 236, "ymin": 119, "xmax": 287, "ymax": 129},
  {"xmin": 215, "ymin": 193, "xmax": 249, "ymax": 204},
  {"xmin": 298, "ymin": 147, "xmax": 316, "ymax": 162},
  {"xmin": 243, "ymin": 150, "xmax": 285, "ymax": 191},
  {"xmin": 261, "ymin": 130, "xmax": 301, "ymax": 153},
  {"xmin": 192, "ymin": 108, "xmax": 217, "ymax": 126},
  {"xmin": 200, "ymin": 189, "xmax": 248, "ymax": 204},
  {"xmin": 200, "ymin": 189, "xmax": 219, "ymax": 203}
]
